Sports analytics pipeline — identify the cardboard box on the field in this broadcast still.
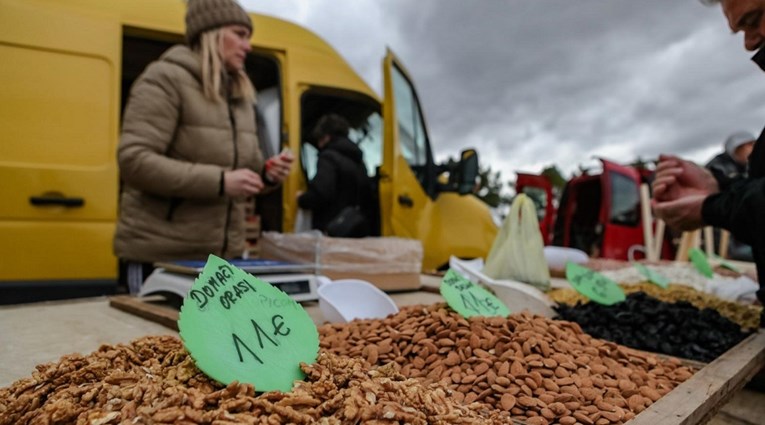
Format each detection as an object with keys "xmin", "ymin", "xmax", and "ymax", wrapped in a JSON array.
[{"xmin": 259, "ymin": 232, "xmax": 423, "ymax": 292}]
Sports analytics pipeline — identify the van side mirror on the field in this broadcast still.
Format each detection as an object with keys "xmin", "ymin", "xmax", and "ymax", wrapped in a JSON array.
[{"xmin": 453, "ymin": 148, "xmax": 479, "ymax": 195}]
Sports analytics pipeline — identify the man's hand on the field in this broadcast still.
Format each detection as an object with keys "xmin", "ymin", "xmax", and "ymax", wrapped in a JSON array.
[
  {"xmin": 224, "ymin": 168, "xmax": 264, "ymax": 197},
  {"xmin": 652, "ymin": 154, "xmax": 719, "ymax": 202},
  {"xmin": 265, "ymin": 149, "xmax": 295, "ymax": 184},
  {"xmin": 652, "ymin": 194, "xmax": 707, "ymax": 231}
]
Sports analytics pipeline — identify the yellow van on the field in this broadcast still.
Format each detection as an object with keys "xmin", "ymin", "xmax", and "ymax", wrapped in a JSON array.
[{"xmin": 0, "ymin": 0, "xmax": 497, "ymax": 301}]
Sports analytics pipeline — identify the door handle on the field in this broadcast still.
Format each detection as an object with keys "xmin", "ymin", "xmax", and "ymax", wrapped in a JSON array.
[
  {"xmin": 397, "ymin": 194, "xmax": 414, "ymax": 208},
  {"xmin": 29, "ymin": 196, "xmax": 85, "ymax": 207}
]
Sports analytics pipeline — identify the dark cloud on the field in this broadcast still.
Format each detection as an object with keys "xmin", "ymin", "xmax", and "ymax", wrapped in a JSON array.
[{"xmin": 245, "ymin": 0, "xmax": 765, "ymax": 179}]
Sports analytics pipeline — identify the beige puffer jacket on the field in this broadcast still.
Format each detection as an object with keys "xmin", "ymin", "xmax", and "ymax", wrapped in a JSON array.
[{"xmin": 114, "ymin": 45, "xmax": 263, "ymax": 263}]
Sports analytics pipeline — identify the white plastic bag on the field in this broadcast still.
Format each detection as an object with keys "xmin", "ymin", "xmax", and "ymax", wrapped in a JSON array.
[
  {"xmin": 483, "ymin": 194, "xmax": 550, "ymax": 290},
  {"xmin": 709, "ymin": 275, "xmax": 759, "ymax": 304}
]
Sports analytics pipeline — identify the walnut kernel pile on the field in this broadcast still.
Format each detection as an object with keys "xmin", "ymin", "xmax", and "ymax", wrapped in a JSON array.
[{"xmin": 0, "ymin": 335, "xmax": 510, "ymax": 425}]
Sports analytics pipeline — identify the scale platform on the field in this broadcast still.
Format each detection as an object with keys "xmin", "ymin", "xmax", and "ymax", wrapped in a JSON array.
[{"xmin": 139, "ymin": 259, "xmax": 320, "ymax": 303}]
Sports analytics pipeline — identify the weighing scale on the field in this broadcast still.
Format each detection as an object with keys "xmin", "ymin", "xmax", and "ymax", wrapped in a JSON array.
[{"xmin": 139, "ymin": 259, "xmax": 320, "ymax": 303}]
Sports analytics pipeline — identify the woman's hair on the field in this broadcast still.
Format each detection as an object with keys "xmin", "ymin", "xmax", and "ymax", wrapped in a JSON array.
[{"xmin": 197, "ymin": 28, "xmax": 255, "ymax": 103}]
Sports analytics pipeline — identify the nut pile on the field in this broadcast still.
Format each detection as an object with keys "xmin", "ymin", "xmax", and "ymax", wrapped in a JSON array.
[
  {"xmin": 319, "ymin": 303, "xmax": 696, "ymax": 425},
  {"xmin": 0, "ymin": 336, "xmax": 511, "ymax": 425},
  {"xmin": 549, "ymin": 284, "xmax": 762, "ymax": 330},
  {"xmin": 580, "ymin": 259, "xmax": 755, "ymax": 293},
  {"xmin": 554, "ymin": 292, "xmax": 751, "ymax": 362}
]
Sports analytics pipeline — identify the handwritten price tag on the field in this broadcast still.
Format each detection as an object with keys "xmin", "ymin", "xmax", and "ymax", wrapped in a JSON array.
[
  {"xmin": 565, "ymin": 262, "xmax": 625, "ymax": 305},
  {"xmin": 440, "ymin": 269, "xmax": 510, "ymax": 318},
  {"xmin": 633, "ymin": 263, "xmax": 669, "ymax": 289},
  {"xmin": 688, "ymin": 248, "xmax": 714, "ymax": 278},
  {"xmin": 178, "ymin": 255, "xmax": 319, "ymax": 392}
]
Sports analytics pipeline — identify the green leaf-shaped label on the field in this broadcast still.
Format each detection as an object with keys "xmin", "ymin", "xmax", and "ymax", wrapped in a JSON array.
[
  {"xmin": 565, "ymin": 262, "xmax": 626, "ymax": 305},
  {"xmin": 440, "ymin": 269, "xmax": 511, "ymax": 318},
  {"xmin": 178, "ymin": 255, "xmax": 319, "ymax": 392},
  {"xmin": 633, "ymin": 263, "xmax": 669, "ymax": 289},
  {"xmin": 688, "ymin": 248, "xmax": 714, "ymax": 278},
  {"xmin": 711, "ymin": 254, "xmax": 741, "ymax": 273}
]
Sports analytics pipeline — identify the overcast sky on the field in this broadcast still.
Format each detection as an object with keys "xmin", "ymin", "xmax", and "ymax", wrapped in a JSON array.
[{"xmin": 240, "ymin": 0, "xmax": 765, "ymax": 182}]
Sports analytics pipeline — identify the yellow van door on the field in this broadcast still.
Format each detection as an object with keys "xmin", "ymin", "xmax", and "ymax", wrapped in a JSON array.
[
  {"xmin": 381, "ymin": 50, "xmax": 498, "ymax": 271},
  {"xmin": 381, "ymin": 50, "xmax": 440, "ymax": 268},
  {"xmin": 0, "ymin": 0, "xmax": 119, "ymax": 287}
]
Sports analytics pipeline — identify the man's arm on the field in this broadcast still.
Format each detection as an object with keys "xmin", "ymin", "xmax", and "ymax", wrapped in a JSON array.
[{"xmin": 702, "ymin": 177, "xmax": 765, "ymax": 245}]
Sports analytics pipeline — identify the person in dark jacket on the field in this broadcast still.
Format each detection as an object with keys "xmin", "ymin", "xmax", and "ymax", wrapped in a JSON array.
[
  {"xmin": 654, "ymin": 0, "xmax": 765, "ymax": 321},
  {"xmin": 297, "ymin": 114, "xmax": 374, "ymax": 237},
  {"xmin": 706, "ymin": 131, "xmax": 755, "ymax": 191},
  {"xmin": 705, "ymin": 131, "xmax": 756, "ymax": 260}
]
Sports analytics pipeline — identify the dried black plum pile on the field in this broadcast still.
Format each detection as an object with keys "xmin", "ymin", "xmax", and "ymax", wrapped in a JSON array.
[{"xmin": 554, "ymin": 292, "xmax": 752, "ymax": 362}]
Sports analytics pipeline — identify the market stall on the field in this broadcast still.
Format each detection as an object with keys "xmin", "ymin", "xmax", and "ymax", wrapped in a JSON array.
[{"xmin": 1, "ymin": 277, "xmax": 763, "ymax": 424}]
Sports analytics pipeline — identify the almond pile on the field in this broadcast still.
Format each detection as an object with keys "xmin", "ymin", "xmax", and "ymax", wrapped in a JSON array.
[{"xmin": 319, "ymin": 303, "xmax": 697, "ymax": 425}]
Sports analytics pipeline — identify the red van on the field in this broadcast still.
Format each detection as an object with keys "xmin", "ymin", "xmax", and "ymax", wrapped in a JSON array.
[
  {"xmin": 516, "ymin": 159, "xmax": 672, "ymax": 261},
  {"xmin": 515, "ymin": 172, "xmax": 556, "ymax": 245}
]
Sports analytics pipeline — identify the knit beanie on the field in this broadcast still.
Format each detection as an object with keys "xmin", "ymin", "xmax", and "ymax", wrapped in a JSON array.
[
  {"xmin": 185, "ymin": 0, "xmax": 252, "ymax": 45},
  {"xmin": 724, "ymin": 131, "xmax": 755, "ymax": 157}
]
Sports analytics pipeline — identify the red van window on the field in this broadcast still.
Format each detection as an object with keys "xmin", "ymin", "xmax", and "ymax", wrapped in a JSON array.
[{"xmin": 608, "ymin": 171, "xmax": 639, "ymax": 226}]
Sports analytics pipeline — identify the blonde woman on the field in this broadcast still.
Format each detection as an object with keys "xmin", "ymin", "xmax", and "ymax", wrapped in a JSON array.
[{"xmin": 114, "ymin": 0, "xmax": 292, "ymax": 293}]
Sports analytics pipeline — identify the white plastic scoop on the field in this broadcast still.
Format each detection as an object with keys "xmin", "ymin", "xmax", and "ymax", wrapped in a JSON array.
[
  {"xmin": 317, "ymin": 278, "xmax": 399, "ymax": 323},
  {"xmin": 449, "ymin": 256, "xmax": 558, "ymax": 318}
]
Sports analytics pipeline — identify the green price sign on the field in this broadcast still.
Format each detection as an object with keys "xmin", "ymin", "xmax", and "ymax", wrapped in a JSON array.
[
  {"xmin": 565, "ymin": 262, "xmax": 626, "ymax": 305},
  {"xmin": 633, "ymin": 263, "xmax": 669, "ymax": 289},
  {"xmin": 688, "ymin": 248, "xmax": 714, "ymax": 278},
  {"xmin": 440, "ymin": 269, "xmax": 510, "ymax": 318},
  {"xmin": 711, "ymin": 254, "xmax": 740, "ymax": 273},
  {"xmin": 178, "ymin": 255, "xmax": 319, "ymax": 392}
]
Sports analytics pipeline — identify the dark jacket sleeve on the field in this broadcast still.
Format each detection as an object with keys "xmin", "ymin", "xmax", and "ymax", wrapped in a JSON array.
[
  {"xmin": 702, "ymin": 177, "xmax": 765, "ymax": 245},
  {"xmin": 707, "ymin": 167, "xmax": 738, "ymax": 192},
  {"xmin": 297, "ymin": 153, "xmax": 338, "ymax": 209},
  {"xmin": 706, "ymin": 154, "xmax": 746, "ymax": 192}
]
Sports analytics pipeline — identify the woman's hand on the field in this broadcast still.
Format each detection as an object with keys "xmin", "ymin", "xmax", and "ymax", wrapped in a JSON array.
[
  {"xmin": 265, "ymin": 149, "xmax": 295, "ymax": 184},
  {"xmin": 224, "ymin": 168, "xmax": 264, "ymax": 197}
]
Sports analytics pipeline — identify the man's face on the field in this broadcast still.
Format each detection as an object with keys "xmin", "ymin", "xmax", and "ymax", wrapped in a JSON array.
[{"xmin": 722, "ymin": 0, "xmax": 765, "ymax": 51}]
